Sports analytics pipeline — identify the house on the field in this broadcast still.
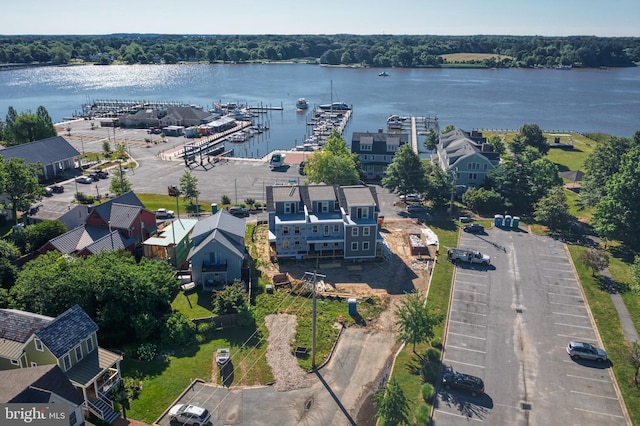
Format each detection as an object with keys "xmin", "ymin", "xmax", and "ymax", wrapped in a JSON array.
[
  {"xmin": 39, "ymin": 191, "xmax": 157, "ymax": 256},
  {"xmin": 0, "ymin": 136, "xmax": 81, "ymax": 181},
  {"xmin": 351, "ymin": 130, "xmax": 409, "ymax": 181},
  {"xmin": 23, "ymin": 201, "xmax": 90, "ymax": 228},
  {"xmin": 187, "ymin": 210, "xmax": 247, "ymax": 289},
  {"xmin": 0, "ymin": 305, "xmax": 122, "ymax": 424},
  {"xmin": 266, "ymin": 184, "xmax": 382, "ymax": 260},
  {"xmin": 432, "ymin": 129, "xmax": 500, "ymax": 190},
  {"xmin": 144, "ymin": 218, "xmax": 198, "ymax": 267},
  {"xmin": 0, "ymin": 365, "xmax": 85, "ymax": 426}
]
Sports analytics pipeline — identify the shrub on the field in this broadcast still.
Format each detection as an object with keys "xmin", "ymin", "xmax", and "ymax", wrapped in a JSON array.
[
  {"xmin": 161, "ymin": 311, "xmax": 196, "ymax": 346},
  {"xmin": 414, "ymin": 404, "xmax": 431, "ymax": 424},
  {"xmin": 136, "ymin": 343, "xmax": 157, "ymax": 361},
  {"xmin": 421, "ymin": 383, "xmax": 435, "ymax": 402},
  {"xmin": 420, "ymin": 360, "xmax": 440, "ymax": 384},
  {"xmin": 425, "ymin": 347, "xmax": 441, "ymax": 362},
  {"xmin": 221, "ymin": 195, "xmax": 231, "ymax": 205}
]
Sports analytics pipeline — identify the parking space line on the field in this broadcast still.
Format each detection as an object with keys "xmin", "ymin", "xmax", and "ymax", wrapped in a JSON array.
[
  {"xmin": 541, "ymin": 267, "xmax": 573, "ymax": 272},
  {"xmin": 456, "ymin": 272, "xmax": 485, "ymax": 278},
  {"xmin": 455, "ymin": 289, "xmax": 488, "ymax": 295},
  {"xmin": 450, "ymin": 320, "xmax": 486, "ymax": 328},
  {"xmin": 553, "ymin": 312, "xmax": 588, "ymax": 318},
  {"xmin": 566, "ymin": 374, "xmax": 611, "ymax": 383},
  {"xmin": 574, "ymin": 408, "xmax": 625, "ymax": 419},
  {"xmin": 448, "ymin": 332, "xmax": 486, "ymax": 340},
  {"xmin": 453, "ymin": 299, "xmax": 488, "ymax": 306},
  {"xmin": 546, "ymin": 283, "xmax": 579, "ymax": 289},
  {"xmin": 551, "ymin": 302, "xmax": 586, "ymax": 308},
  {"xmin": 434, "ymin": 409, "xmax": 484, "ymax": 422},
  {"xmin": 570, "ymin": 390, "xmax": 618, "ymax": 400},
  {"xmin": 548, "ymin": 292, "xmax": 583, "ymax": 298},
  {"xmin": 447, "ymin": 345, "xmax": 486, "ymax": 354},
  {"xmin": 544, "ymin": 275, "xmax": 575, "ymax": 280},
  {"xmin": 557, "ymin": 333, "xmax": 593, "ymax": 339},
  {"xmin": 443, "ymin": 359, "xmax": 486, "ymax": 369},
  {"xmin": 451, "ymin": 309, "xmax": 487, "ymax": 316},
  {"xmin": 555, "ymin": 322, "xmax": 592, "ymax": 329},
  {"xmin": 456, "ymin": 280, "xmax": 488, "ymax": 286}
]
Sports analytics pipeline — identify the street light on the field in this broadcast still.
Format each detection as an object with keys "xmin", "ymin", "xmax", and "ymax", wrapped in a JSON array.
[{"xmin": 449, "ymin": 167, "xmax": 458, "ymax": 219}]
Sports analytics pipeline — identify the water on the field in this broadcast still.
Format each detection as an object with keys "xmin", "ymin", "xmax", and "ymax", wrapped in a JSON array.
[{"xmin": 1, "ymin": 64, "xmax": 639, "ymax": 158}]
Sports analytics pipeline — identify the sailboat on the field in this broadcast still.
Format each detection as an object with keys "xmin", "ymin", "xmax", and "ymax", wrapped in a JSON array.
[{"xmin": 318, "ymin": 81, "xmax": 351, "ymax": 111}]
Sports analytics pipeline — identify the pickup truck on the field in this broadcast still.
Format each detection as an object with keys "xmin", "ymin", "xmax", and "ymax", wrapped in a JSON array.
[
  {"xmin": 156, "ymin": 208, "xmax": 175, "ymax": 219},
  {"xmin": 447, "ymin": 248, "xmax": 491, "ymax": 265}
]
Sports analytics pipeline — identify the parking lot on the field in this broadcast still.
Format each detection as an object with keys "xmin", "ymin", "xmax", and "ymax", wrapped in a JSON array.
[{"xmin": 434, "ymin": 226, "xmax": 628, "ymax": 425}]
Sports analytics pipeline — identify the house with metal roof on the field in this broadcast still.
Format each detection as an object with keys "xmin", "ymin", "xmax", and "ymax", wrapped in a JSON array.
[
  {"xmin": 0, "ymin": 136, "xmax": 80, "ymax": 181},
  {"xmin": 187, "ymin": 210, "xmax": 247, "ymax": 289},
  {"xmin": 0, "ymin": 364, "xmax": 85, "ymax": 426},
  {"xmin": 144, "ymin": 218, "xmax": 198, "ymax": 267},
  {"xmin": 266, "ymin": 184, "xmax": 382, "ymax": 260},
  {"xmin": 0, "ymin": 305, "xmax": 121, "ymax": 424},
  {"xmin": 351, "ymin": 130, "xmax": 409, "ymax": 181}
]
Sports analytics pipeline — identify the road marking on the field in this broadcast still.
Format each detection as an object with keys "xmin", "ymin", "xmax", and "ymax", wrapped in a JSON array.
[
  {"xmin": 448, "ymin": 332, "xmax": 486, "ymax": 340},
  {"xmin": 566, "ymin": 374, "xmax": 611, "ymax": 383},
  {"xmin": 553, "ymin": 312, "xmax": 588, "ymax": 318},
  {"xmin": 548, "ymin": 292, "xmax": 583, "ymax": 299},
  {"xmin": 456, "ymin": 280, "xmax": 488, "ymax": 286},
  {"xmin": 540, "ymin": 266, "xmax": 573, "ymax": 272},
  {"xmin": 557, "ymin": 333, "xmax": 593, "ymax": 339},
  {"xmin": 555, "ymin": 322, "xmax": 592, "ymax": 329},
  {"xmin": 453, "ymin": 298, "xmax": 488, "ymax": 306},
  {"xmin": 434, "ymin": 409, "xmax": 483, "ymax": 421},
  {"xmin": 546, "ymin": 283, "xmax": 579, "ymax": 289},
  {"xmin": 446, "ymin": 345, "xmax": 486, "ymax": 354},
  {"xmin": 455, "ymin": 289, "xmax": 488, "ymax": 295},
  {"xmin": 456, "ymin": 272, "xmax": 485, "ymax": 278},
  {"xmin": 574, "ymin": 408, "xmax": 624, "ymax": 419},
  {"xmin": 443, "ymin": 359, "xmax": 486, "ymax": 369},
  {"xmin": 570, "ymin": 390, "xmax": 618, "ymax": 400},
  {"xmin": 544, "ymin": 275, "xmax": 575, "ymax": 280},
  {"xmin": 450, "ymin": 320, "xmax": 486, "ymax": 328},
  {"xmin": 551, "ymin": 302, "xmax": 586, "ymax": 308},
  {"xmin": 451, "ymin": 309, "xmax": 487, "ymax": 316}
]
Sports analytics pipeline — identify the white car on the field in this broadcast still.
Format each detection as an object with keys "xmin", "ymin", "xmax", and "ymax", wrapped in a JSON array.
[
  {"xmin": 168, "ymin": 404, "xmax": 210, "ymax": 426},
  {"xmin": 216, "ymin": 348, "xmax": 230, "ymax": 366}
]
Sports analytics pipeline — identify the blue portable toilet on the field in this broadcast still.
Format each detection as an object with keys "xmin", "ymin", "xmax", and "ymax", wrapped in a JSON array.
[
  {"xmin": 348, "ymin": 298, "xmax": 357, "ymax": 315},
  {"xmin": 512, "ymin": 216, "xmax": 520, "ymax": 228},
  {"xmin": 211, "ymin": 203, "xmax": 218, "ymax": 214},
  {"xmin": 494, "ymin": 214, "xmax": 504, "ymax": 227},
  {"xmin": 504, "ymin": 215, "xmax": 512, "ymax": 227}
]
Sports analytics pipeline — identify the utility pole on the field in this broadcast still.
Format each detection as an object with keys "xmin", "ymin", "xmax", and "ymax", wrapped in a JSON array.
[{"xmin": 311, "ymin": 269, "xmax": 317, "ymax": 368}]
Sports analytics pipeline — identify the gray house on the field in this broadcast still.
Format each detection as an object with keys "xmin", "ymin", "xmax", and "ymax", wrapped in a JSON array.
[
  {"xmin": 266, "ymin": 184, "xmax": 382, "ymax": 260},
  {"xmin": 0, "ymin": 136, "xmax": 80, "ymax": 181},
  {"xmin": 351, "ymin": 130, "xmax": 409, "ymax": 181},
  {"xmin": 188, "ymin": 210, "xmax": 247, "ymax": 289}
]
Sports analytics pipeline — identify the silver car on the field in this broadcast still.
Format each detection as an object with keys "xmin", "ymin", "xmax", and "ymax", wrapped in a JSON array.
[
  {"xmin": 566, "ymin": 341, "xmax": 608, "ymax": 362},
  {"xmin": 168, "ymin": 404, "xmax": 210, "ymax": 426}
]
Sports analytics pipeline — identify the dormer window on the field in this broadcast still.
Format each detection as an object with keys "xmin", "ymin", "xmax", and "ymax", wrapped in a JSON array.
[
  {"xmin": 34, "ymin": 338, "xmax": 43, "ymax": 352},
  {"xmin": 75, "ymin": 345, "xmax": 83, "ymax": 362},
  {"xmin": 86, "ymin": 337, "xmax": 94, "ymax": 353},
  {"xmin": 320, "ymin": 201, "xmax": 329, "ymax": 212},
  {"xmin": 63, "ymin": 354, "xmax": 72, "ymax": 371},
  {"xmin": 284, "ymin": 202, "xmax": 293, "ymax": 214}
]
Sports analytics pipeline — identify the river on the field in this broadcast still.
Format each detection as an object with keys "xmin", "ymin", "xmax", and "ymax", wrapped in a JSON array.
[{"xmin": 1, "ymin": 64, "xmax": 639, "ymax": 158}]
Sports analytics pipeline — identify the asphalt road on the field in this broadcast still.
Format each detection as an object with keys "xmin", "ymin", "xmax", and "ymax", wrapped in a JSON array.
[{"xmin": 434, "ymin": 227, "xmax": 628, "ymax": 425}]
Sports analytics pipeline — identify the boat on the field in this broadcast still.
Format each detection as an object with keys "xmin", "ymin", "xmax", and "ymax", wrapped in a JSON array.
[
  {"xmin": 378, "ymin": 71, "xmax": 389, "ymax": 77},
  {"xmin": 296, "ymin": 98, "xmax": 309, "ymax": 110},
  {"xmin": 318, "ymin": 102, "xmax": 351, "ymax": 111},
  {"xmin": 269, "ymin": 152, "xmax": 286, "ymax": 169}
]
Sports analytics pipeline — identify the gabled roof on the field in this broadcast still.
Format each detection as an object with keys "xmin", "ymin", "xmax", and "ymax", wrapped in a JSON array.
[
  {"xmin": 0, "ymin": 309, "xmax": 52, "ymax": 344},
  {"xmin": 0, "ymin": 136, "xmax": 80, "ymax": 165},
  {"xmin": 79, "ymin": 230, "xmax": 133, "ymax": 255},
  {"xmin": 188, "ymin": 210, "xmax": 246, "ymax": 260},
  {"xmin": 91, "ymin": 191, "xmax": 145, "ymax": 223},
  {"xmin": 34, "ymin": 305, "xmax": 98, "ymax": 359},
  {"xmin": 0, "ymin": 365, "xmax": 84, "ymax": 405},
  {"xmin": 43, "ymin": 225, "xmax": 110, "ymax": 254},
  {"xmin": 108, "ymin": 203, "xmax": 143, "ymax": 229}
]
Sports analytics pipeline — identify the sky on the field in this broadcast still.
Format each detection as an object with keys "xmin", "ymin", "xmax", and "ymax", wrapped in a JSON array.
[{"xmin": 3, "ymin": 0, "xmax": 639, "ymax": 37}]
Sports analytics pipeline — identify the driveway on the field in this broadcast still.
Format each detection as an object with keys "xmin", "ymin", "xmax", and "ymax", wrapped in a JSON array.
[{"xmin": 155, "ymin": 328, "xmax": 395, "ymax": 426}]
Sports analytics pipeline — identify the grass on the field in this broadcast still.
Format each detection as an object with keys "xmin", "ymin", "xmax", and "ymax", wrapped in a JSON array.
[{"xmin": 440, "ymin": 53, "xmax": 512, "ymax": 62}]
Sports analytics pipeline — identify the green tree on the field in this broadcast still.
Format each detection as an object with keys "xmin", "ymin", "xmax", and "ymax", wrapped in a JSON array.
[
  {"xmin": 579, "ymin": 248, "xmax": 609, "ymax": 277},
  {"xmin": 109, "ymin": 173, "xmax": 132, "ymax": 196},
  {"xmin": 395, "ymin": 292, "xmax": 444, "ymax": 354},
  {"xmin": 462, "ymin": 187, "xmax": 504, "ymax": 214},
  {"xmin": 581, "ymin": 136, "xmax": 632, "ymax": 207},
  {"xmin": 305, "ymin": 131, "xmax": 360, "ymax": 185},
  {"xmin": 441, "ymin": 124, "xmax": 455, "ymax": 134},
  {"xmin": 8, "ymin": 220, "xmax": 67, "ymax": 253},
  {"xmin": 424, "ymin": 162, "xmax": 454, "ymax": 209},
  {"xmin": 533, "ymin": 186, "xmax": 570, "ymax": 231},
  {"xmin": 179, "ymin": 170, "xmax": 200, "ymax": 205},
  {"xmin": 102, "ymin": 140, "xmax": 112, "ymax": 157},
  {"xmin": 631, "ymin": 255, "xmax": 640, "ymax": 294},
  {"xmin": 517, "ymin": 123, "xmax": 549, "ymax": 155},
  {"xmin": 487, "ymin": 135, "xmax": 506, "ymax": 155},
  {"xmin": 212, "ymin": 281, "xmax": 249, "ymax": 316},
  {"xmin": 2, "ymin": 106, "xmax": 57, "ymax": 146},
  {"xmin": 423, "ymin": 128, "xmax": 439, "ymax": 151},
  {"xmin": 373, "ymin": 378, "xmax": 410, "ymax": 426},
  {"xmin": 382, "ymin": 144, "xmax": 427, "ymax": 197},
  {"xmin": 2, "ymin": 157, "xmax": 42, "ymax": 225}
]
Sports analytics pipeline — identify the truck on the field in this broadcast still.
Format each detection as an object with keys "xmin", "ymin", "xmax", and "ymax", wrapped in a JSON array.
[
  {"xmin": 447, "ymin": 248, "xmax": 491, "ymax": 265},
  {"xmin": 156, "ymin": 208, "xmax": 175, "ymax": 219}
]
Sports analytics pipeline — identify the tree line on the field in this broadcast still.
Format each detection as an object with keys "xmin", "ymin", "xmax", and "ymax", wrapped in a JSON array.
[{"xmin": 1, "ymin": 34, "xmax": 639, "ymax": 68}]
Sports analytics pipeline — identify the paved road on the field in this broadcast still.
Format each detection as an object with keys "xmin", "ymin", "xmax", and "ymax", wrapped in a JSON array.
[
  {"xmin": 434, "ymin": 227, "xmax": 628, "ymax": 425},
  {"xmin": 155, "ymin": 328, "xmax": 395, "ymax": 426}
]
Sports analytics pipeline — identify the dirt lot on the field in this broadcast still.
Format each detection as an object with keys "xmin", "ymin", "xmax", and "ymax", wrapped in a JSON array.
[{"xmin": 254, "ymin": 218, "xmax": 438, "ymax": 331}]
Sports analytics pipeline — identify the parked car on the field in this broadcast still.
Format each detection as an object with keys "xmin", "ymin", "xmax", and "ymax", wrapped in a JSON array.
[
  {"xmin": 75, "ymin": 175, "xmax": 93, "ymax": 184},
  {"xmin": 463, "ymin": 224, "xmax": 485, "ymax": 233},
  {"xmin": 95, "ymin": 170, "xmax": 109, "ymax": 179},
  {"xmin": 44, "ymin": 187, "xmax": 53, "ymax": 196},
  {"xmin": 441, "ymin": 371, "xmax": 485, "ymax": 397},
  {"xmin": 51, "ymin": 184, "xmax": 64, "ymax": 193},
  {"xmin": 406, "ymin": 204, "xmax": 427, "ymax": 213},
  {"xmin": 400, "ymin": 193, "xmax": 421, "ymax": 203},
  {"xmin": 566, "ymin": 341, "xmax": 608, "ymax": 362},
  {"xmin": 459, "ymin": 216, "xmax": 471, "ymax": 223},
  {"xmin": 156, "ymin": 208, "xmax": 175, "ymax": 219},
  {"xmin": 87, "ymin": 172, "xmax": 100, "ymax": 181},
  {"xmin": 168, "ymin": 404, "xmax": 210, "ymax": 426},
  {"xmin": 229, "ymin": 206, "xmax": 249, "ymax": 217},
  {"xmin": 298, "ymin": 161, "xmax": 306, "ymax": 175},
  {"xmin": 216, "ymin": 348, "xmax": 230, "ymax": 366}
]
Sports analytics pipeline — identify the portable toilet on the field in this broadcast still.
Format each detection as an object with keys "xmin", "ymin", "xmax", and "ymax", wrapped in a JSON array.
[
  {"xmin": 504, "ymin": 215, "xmax": 512, "ymax": 227},
  {"xmin": 211, "ymin": 203, "xmax": 218, "ymax": 214},
  {"xmin": 494, "ymin": 214, "xmax": 504, "ymax": 227},
  {"xmin": 348, "ymin": 298, "xmax": 357, "ymax": 315},
  {"xmin": 512, "ymin": 216, "xmax": 520, "ymax": 228}
]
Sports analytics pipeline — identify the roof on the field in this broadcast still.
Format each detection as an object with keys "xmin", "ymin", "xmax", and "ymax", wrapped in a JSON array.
[
  {"xmin": 188, "ymin": 210, "xmax": 246, "ymax": 260},
  {"xmin": 341, "ymin": 185, "xmax": 377, "ymax": 207},
  {"xmin": 34, "ymin": 305, "xmax": 98, "ymax": 359},
  {"xmin": 0, "ymin": 136, "xmax": 79, "ymax": 166},
  {"xmin": 0, "ymin": 309, "xmax": 53, "ymax": 344},
  {"xmin": 43, "ymin": 225, "xmax": 110, "ymax": 254},
  {"xmin": 65, "ymin": 347, "xmax": 121, "ymax": 388},
  {"xmin": 144, "ymin": 218, "xmax": 198, "ymax": 247},
  {"xmin": 108, "ymin": 203, "xmax": 143, "ymax": 229},
  {"xmin": 91, "ymin": 191, "xmax": 145, "ymax": 223},
  {"xmin": 0, "ymin": 365, "xmax": 84, "ymax": 405}
]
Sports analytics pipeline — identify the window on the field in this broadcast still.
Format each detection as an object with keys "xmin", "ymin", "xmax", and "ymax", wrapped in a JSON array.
[
  {"xmin": 333, "ymin": 224, "xmax": 340, "ymax": 233},
  {"xmin": 312, "ymin": 225, "xmax": 318, "ymax": 233},
  {"xmin": 294, "ymin": 241, "xmax": 300, "ymax": 248},
  {"xmin": 86, "ymin": 337, "xmax": 94, "ymax": 353},
  {"xmin": 11, "ymin": 359, "xmax": 19, "ymax": 366},
  {"xmin": 69, "ymin": 411, "xmax": 77, "ymax": 426},
  {"xmin": 351, "ymin": 227, "xmax": 359, "ymax": 237},
  {"xmin": 363, "ymin": 154, "xmax": 368, "ymax": 161},
  {"xmin": 294, "ymin": 226, "xmax": 300, "ymax": 234},
  {"xmin": 469, "ymin": 173, "xmax": 478, "ymax": 180},
  {"xmin": 75, "ymin": 345, "xmax": 83, "ymax": 362},
  {"xmin": 283, "ymin": 226, "xmax": 289, "ymax": 235},
  {"xmin": 34, "ymin": 338, "xmax": 43, "ymax": 352},
  {"xmin": 320, "ymin": 201, "xmax": 329, "ymax": 212},
  {"xmin": 363, "ymin": 242, "xmax": 370, "ymax": 251},
  {"xmin": 484, "ymin": 163, "xmax": 488, "ymax": 170},
  {"xmin": 283, "ymin": 241, "xmax": 289, "ymax": 249},
  {"xmin": 361, "ymin": 144, "xmax": 372, "ymax": 151},
  {"xmin": 31, "ymin": 362, "xmax": 38, "ymax": 367},
  {"xmin": 323, "ymin": 226, "xmax": 329, "ymax": 236},
  {"xmin": 284, "ymin": 203, "xmax": 293, "ymax": 214},
  {"xmin": 363, "ymin": 227, "xmax": 371, "ymax": 237},
  {"xmin": 63, "ymin": 354, "xmax": 72, "ymax": 371},
  {"xmin": 351, "ymin": 242, "xmax": 358, "ymax": 251}
]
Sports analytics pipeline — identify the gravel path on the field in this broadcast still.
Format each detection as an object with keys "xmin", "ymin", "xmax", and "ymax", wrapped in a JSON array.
[{"xmin": 264, "ymin": 313, "xmax": 312, "ymax": 392}]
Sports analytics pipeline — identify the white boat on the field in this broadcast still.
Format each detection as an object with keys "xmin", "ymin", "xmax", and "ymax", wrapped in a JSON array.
[
  {"xmin": 269, "ymin": 152, "xmax": 286, "ymax": 169},
  {"xmin": 296, "ymin": 98, "xmax": 309, "ymax": 110}
]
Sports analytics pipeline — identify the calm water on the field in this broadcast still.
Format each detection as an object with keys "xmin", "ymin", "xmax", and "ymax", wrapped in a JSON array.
[{"xmin": 1, "ymin": 64, "xmax": 639, "ymax": 158}]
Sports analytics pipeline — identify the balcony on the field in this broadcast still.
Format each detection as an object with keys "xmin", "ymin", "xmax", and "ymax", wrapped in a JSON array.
[{"xmin": 202, "ymin": 260, "xmax": 227, "ymax": 272}]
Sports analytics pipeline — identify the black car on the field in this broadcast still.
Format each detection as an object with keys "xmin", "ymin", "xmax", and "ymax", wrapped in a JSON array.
[
  {"xmin": 299, "ymin": 161, "xmax": 306, "ymax": 175},
  {"xmin": 463, "ymin": 224, "xmax": 485, "ymax": 234},
  {"xmin": 228, "ymin": 206, "xmax": 249, "ymax": 217},
  {"xmin": 442, "ymin": 371, "xmax": 484, "ymax": 397},
  {"xmin": 51, "ymin": 184, "xmax": 64, "ymax": 193}
]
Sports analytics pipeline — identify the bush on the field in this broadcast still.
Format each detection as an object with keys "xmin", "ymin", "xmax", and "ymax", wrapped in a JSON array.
[
  {"xmin": 420, "ymin": 360, "xmax": 440, "ymax": 384},
  {"xmin": 75, "ymin": 192, "xmax": 95, "ymax": 204},
  {"xmin": 421, "ymin": 383, "xmax": 435, "ymax": 402},
  {"xmin": 221, "ymin": 195, "xmax": 231, "ymax": 205},
  {"xmin": 414, "ymin": 404, "xmax": 431, "ymax": 424},
  {"xmin": 425, "ymin": 347, "xmax": 441, "ymax": 362},
  {"xmin": 136, "ymin": 343, "xmax": 157, "ymax": 361},
  {"xmin": 161, "ymin": 311, "xmax": 196, "ymax": 346}
]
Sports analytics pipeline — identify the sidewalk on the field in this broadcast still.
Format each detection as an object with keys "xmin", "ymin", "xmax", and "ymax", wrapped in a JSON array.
[{"xmin": 601, "ymin": 267, "xmax": 640, "ymax": 346}]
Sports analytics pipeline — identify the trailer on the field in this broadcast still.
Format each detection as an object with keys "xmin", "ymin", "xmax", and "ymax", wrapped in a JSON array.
[{"xmin": 447, "ymin": 248, "xmax": 490, "ymax": 265}]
